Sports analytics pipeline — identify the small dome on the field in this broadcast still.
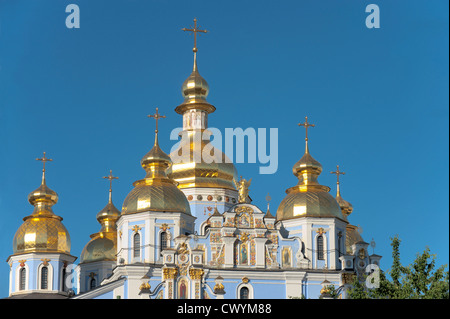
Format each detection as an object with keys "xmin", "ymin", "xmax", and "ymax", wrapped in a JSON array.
[
  {"xmin": 292, "ymin": 152, "xmax": 322, "ymax": 177},
  {"xmin": 80, "ymin": 187, "xmax": 120, "ymax": 264},
  {"xmin": 141, "ymin": 142, "xmax": 171, "ymax": 170},
  {"xmin": 28, "ymin": 183, "xmax": 58, "ymax": 207},
  {"xmin": 175, "ymin": 57, "xmax": 216, "ymax": 115},
  {"xmin": 80, "ymin": 232, "xmax": 116, "ymax": 263},
  {"xmin": 336, "ymin": 195, "xmax": 353, "ymax": 218},
  {"xmin": 96, "ymin": 201, "xmax": 121, "ymax": 222},
  {"xmin": 181, "ymin": 69, "xmax": 209, "ymax": 103}
]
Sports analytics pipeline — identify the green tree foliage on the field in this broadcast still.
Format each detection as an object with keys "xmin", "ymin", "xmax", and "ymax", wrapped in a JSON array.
[{"xmin": 348, "ymin": 236, "xmax": 449, "ymax": 299}]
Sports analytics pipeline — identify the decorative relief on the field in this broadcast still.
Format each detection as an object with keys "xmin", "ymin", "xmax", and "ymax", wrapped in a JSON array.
[
  {"xmin": 160, "ymin": 223, "xmax": 171, "ymax": 231},
  {"xmin": 189, "ymin": 268, "xmax": 204, "ymax": 280},
  {"xmin": 163, "ymin": 268, "xmax": 178, "ymax": 280},
  {"xmin": 131, "ymin": 225, "xmax": 142, "ymax": 233},
  {"xmin": 41, "ymin": 258, "xmax": 50, "ymax": 266}
]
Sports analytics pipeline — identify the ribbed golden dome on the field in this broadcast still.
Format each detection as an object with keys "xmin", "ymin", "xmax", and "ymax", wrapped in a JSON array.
[
  {"xmin": 277, "ymin": 129, "xmax": 344, "ymax": 221},
  {"xmin": 122, "ymin": 129, "xmax": 191, "ymax": 215},
  {"xmin": 167, "ymin": 130, "xmax": 238, "ymax": 190},
  {"xmin": 13, "ymin": 171, "xmax": 70, "ymax": 255}
]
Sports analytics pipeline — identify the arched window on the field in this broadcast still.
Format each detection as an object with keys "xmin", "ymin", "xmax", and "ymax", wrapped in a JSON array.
[
  {"xmin": 133, "ymin": 233, "xmax": 141, "ymax": 258},
  {"xmin": 40, "ymin": 266, "xmax": 48, "ymax": 289},
  {"xmin": 19, "ymin": 268, "xmax": 26, "ymax": 291},
  {"xmin": 160, "ymin": 231, "xmax": 168, "ymax": 254},
  {"xmin": 61, "ymin": 268, "xmax": 67, "ymax": 291},
  {"xmin": 239, "ymin": 287, "xmax": 249, "ymax": 299},
  {"xmin": 338, "ymin": 235, "xmax": 342, "ymax": 257},
  {"xmin": 317, "ymin": 235, "xmax": 324, "ymax": 260},
  {"xmin": 90, "ymin": 278, "xmax": 96, "ymax": 290}
]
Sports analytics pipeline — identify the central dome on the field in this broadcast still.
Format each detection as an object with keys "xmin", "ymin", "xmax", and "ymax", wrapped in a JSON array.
[{"xmin": 167, "ymin": 130, "xmax": 238, "ymax": 190}]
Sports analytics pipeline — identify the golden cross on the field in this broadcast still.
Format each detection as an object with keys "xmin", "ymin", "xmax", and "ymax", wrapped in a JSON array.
[
  {"xmin": 298, "ymin": 116, "xmax": 315, "ymax": 141},
  {"xmin": 331, "ymin": 165, "xmax": 345, "ymax": 184},
  {"xmin": 182, "ymin": 18, "xmax": 208, "ymax": 52},
  {"xmin": 36, "ymin": 151, "xmax": 53, "ymax": 173},
  {"xmin": 147, "ymin": 107, "xmax": 166, "ymax": 133},
  {"xmin": 103, "ymin": 170, "xmax": 118, "ymax": 193}
]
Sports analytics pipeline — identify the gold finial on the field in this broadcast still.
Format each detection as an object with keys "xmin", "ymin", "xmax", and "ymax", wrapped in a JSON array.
[
  {"xmin": 331, "ymin": 165, "xmax": 345, "ymax": 197},
  {"xmin": 103, "ymin": 170, "xmax": 118, "ymax": 203},
  {"xmin": 182, "ymin": 18, "xmax": 208, "ymax": 71},
  {"xmin": 36, "ymin": 152, "xmax": 53, "ymax": 184}
]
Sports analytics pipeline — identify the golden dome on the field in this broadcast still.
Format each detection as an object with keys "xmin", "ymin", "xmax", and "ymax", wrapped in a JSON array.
[
  {"xmin": 169, "ymin": 49, "xmax": 238, "ymax": 190},
  {"xmin": 122, "ymin": 128, "xmax": 191, "ymax": 215},
  {"xmin": 80, "ymin": 174, "xmax": 121, "ymax": 264},
  {"xmin": 331, "ymin": 165, "xmax": 353, "ymax": 219},
  {"xmin": 13, "ymin": 170, "xmax": 71, "ymax": 255},
  {"xmin": 167, "ymin": 130, "xmax": 238, "ymax": 190},
  {"xmin": 80, "ymin": 231, "xmax": 117, "ymax": 264},
  {"xmin": 276, "ymin": 123, "xmax": 344, "ymax": 221}
]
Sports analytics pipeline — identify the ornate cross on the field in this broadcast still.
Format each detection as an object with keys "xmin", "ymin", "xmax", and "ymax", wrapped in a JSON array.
[
  {"xmin": 330, "ymin": 165, "xmax": 345, "ymax": 184},
  {"xmin": 36, "ymin": 152, "xmax": 53, "ymax": 172},
  {"xmin": 147, "ymin": 107, "xmax": 166, "ymax": 133},
  {"xmin": 298, "ymin": 116, "xmax": 315, "ymax": 141},
  {"xmin": 182, "ymin": 18, "xmax": 208, "ymax": 52},
  {"xmin": 103, "ymin": 170, "xmax": 118, "ymax": 192},
  {"xmin": 132, "ymin": 225, "xmax": 141, "ymax": 233}
]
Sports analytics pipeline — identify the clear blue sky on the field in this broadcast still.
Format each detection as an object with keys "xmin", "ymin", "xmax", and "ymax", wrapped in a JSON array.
[{"xmin": 0, "ymin": 0, "xmax": 448, "ymax": 298}]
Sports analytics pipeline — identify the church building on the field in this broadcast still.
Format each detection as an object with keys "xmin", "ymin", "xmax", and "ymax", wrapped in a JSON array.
[{"xmin": 6, "ymin": 19, "xmax": 381, "ymax": 299}]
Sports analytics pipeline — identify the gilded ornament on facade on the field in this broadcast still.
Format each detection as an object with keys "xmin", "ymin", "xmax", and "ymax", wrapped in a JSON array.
[
  {"xmin": 139, "ymin": 282, "xmax": 151, "ymax": 290},
  {"xmin": 189, "ymin": 268, "xmax": 204, "ymax": 280},
  {"xmin": 358, "ymin": 248, "xmax": 366, "ymax": 260},
  {"xmin": 131, "ymin": 225, "xmax": 141, "ymax": 233},
  {"xmin": 163, "ymin": 267, "xmax": 178, "ymax": 280},
  {"xmin": 242, "ymin": 276, "xmax": 249, "ymax": 284},
  {"xmin": 234, "ymin": 176, "xmax": 252, "ymax": 203},
  {"xmin": 160, "ymin": 223, "xmax": 171, "ymax": 231},
  {"xmin": 41, "ymin": 258, "xmax": 50, "ymax": 266}
]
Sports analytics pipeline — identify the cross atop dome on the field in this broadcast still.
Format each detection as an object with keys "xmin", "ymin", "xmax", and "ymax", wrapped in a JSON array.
[{"xmin": 182, "ymin": 18, "xmax": 208, "ymax": 53}]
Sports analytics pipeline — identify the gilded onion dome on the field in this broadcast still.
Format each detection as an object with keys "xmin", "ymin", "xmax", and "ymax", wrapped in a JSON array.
[
  {"xmin": 80, "ymin": 172, "xmax": 121, "ymax": 263},
  {"xmin": 12, "ymin": 155, "xmax": 71, "ymax": 255},
  {"xmin": 122, "ymin": 115, "xmax": 191, "ymax": 215},
  {"xmin": 168, "ymin": 30, "xmax": 238, "ymax": 190},
  {"xmin": 276, "ymin": 119, "xmax": 344, "ymax": 221},
  {"xmin": 331, "ymin": 165, "xmax": 353, "ymax": 220},
  {"xmin": 329, "ymin": 165, "xmax": 362, "ymax": 254}
]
